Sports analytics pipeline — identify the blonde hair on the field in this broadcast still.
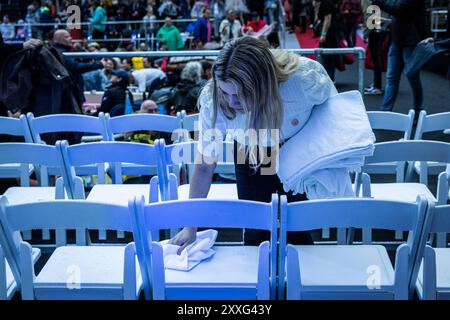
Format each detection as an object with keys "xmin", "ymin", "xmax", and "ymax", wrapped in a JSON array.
[
  {"xmin": 209, "ymin": 37, "xmax": 301, "ymax": 167},
  {"xmin": 211, "ymin": 37, "xmax": 300, "ymax": 131}
]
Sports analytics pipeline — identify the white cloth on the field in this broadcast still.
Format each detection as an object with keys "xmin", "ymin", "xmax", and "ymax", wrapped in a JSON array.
[
  {"xmin": 160, "ymin": 229, "xmax": 218, "ymax": 271},
  {"xmin": 278, "ymin": 90, "xmax": 376, "ymax": 199}
]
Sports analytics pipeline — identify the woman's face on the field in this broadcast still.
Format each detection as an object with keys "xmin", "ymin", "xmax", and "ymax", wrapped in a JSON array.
[{"xmin": 218, "ymin": 80, "xmax": 245, "ymax": 114}]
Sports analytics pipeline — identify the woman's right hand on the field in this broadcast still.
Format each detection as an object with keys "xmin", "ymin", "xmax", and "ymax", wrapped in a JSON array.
[{"xmin": 169, "ymin": 227, "xmax": 197, "ymax": 254}]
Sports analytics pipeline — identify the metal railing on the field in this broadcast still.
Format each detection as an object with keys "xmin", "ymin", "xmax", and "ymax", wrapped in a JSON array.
[
  {"xmin": 4, "ymin": 18, "xmax": 204, "ymax": 49},
  {"xmin": 64, "ymin": 47, "xmax": 366, "ymax": 94}
]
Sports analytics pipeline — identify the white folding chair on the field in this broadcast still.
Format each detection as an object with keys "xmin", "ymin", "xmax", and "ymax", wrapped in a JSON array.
[
  {"xmin": 406, "ymin": 111, "xmax": 450, "ymax": 185},
  {"xmin": 364, "ymin": 110, "xmax": 415, "ymax": 178},
  {"xmin": 416, "ymin": 203, "xmax": 450, "ymax": 299},
  {"xmin": 0, "ymin": 196, "xmax": 141, "ymax": 300},
  {"xmin": 280, "ymin": 195, "xmax": 430, "ymax": 300},
  {"xmin": 26, "ymin": 112, "xmax": 109, "ymax": 186},
  {"xmin": 359, "ymin": 140, "xmax": 450, "ymax": 244},
  {"xmin": 0, "ymin": 115, "xmax": 34, "ymax": 187},
  {"xmin": 0, "ymin": 143, "xmax": 68, "ymax": 244},
  {"xmin": 59, "ymin": 140, "xmax": 169, "ymax": 244},
  {"xmin": 129, "ymin": 195, "xmax": 277, "ymax": 300},
  {"xmin": 103, "ymin": 112, "xmax": 182, "ymax": 183}
]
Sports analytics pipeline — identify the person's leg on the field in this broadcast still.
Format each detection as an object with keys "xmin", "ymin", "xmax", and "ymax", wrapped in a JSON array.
[
  {"xmin": 369, "ymin": 32, "xmax": 383, "ymax": 90},
  {"xmin": 403, "ymin": 45, "xmax": 424, "ymax": 113},
  {"xmin": 351, "ymin": 23, "xmax": 357, "ymax": 48},
  {"xmin": 380, "ymin": 42, "xmax": 403, "ymax": 111}
]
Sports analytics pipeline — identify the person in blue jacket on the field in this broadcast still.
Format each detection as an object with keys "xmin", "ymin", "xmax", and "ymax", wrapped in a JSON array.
[{"xmin": 193, "ymin": 8, "xmax": 212, "ymax": 47}]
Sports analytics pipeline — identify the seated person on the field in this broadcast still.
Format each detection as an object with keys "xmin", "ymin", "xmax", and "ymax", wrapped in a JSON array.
[
  {"xmin": 124, "ymin": 100, "xmax": 164, "ymax": 144},
  {"xmin": 99, "ymin": 69, "xmax": 134, "ymax": 116},
  {"xmin": 170, "ymin": 61, "xmax": 205, "ymax": 114}
]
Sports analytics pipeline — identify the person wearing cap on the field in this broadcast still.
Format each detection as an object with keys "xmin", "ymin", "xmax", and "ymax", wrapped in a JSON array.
[{"xmin": 99, "ymin": 69, "xmax": 134, "ymax": 116}]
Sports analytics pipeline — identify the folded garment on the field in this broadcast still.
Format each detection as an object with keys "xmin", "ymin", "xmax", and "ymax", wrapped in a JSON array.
[
  {"xmin": 278, "ymin": 90, "xmax": 376, "ymax": 199},
  {"xmin": 160, "ymin": 229, "xmax": 218, "ymax": 271}
]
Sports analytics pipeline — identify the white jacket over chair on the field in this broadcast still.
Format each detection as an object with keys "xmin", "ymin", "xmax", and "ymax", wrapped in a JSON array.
[{"xmin": 278, "ymin": 90, "xmax": 376, "ymax": 199}]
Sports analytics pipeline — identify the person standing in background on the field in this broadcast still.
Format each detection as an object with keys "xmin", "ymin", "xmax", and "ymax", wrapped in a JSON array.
[
  {"xmin": 193, "ymin": 8, "xmax": 213, "ymax": 47},
  {"xmin": 157, "ymin": 17, "xmax": 185, "ymax": 51},
  {"xmin": 219, "ymin": 10, "xmax": 242, "ymax": 45},
  {"xmin": 340, "ymin": 0, "xmax": 363, "ymax": 48},
  {"xmin": 316, "ymin": 0, "xmax": 338, "ymax": 81},
  {"xmin": 372, "ymin": 0, "xmax": 427, "ymax": 116},
  {"xmin": 90, "ymin": 0, "xmax": 107, "ymax": 40},
  {"xmin": 362, "ymin": 0, "xmax": 390, "ymax": 95}
]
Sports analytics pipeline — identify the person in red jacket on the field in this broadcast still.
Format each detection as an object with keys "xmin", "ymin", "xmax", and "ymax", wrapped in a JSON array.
[{"xmin": 242, "ymin": 11, "xmax": 267, "ymax": 34}]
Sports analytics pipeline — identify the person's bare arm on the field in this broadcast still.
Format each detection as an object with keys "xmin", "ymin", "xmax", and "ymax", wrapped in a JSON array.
[
  {"xmin": 320, "ymin": 14, "xmax": 331, "ymax": 44},
  {"xmin": 169, "ymin": 151, "xmax": 217, "ymax": 252}
]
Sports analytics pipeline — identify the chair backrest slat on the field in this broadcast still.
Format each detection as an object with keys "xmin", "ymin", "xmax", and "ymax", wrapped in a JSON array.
[
  {"xmin": 61, "ymin": 141, "xmax": 159, "ymax": 167},
  {"xmin": 364, "ymin": 141, "xmax": 450, "ymax": 165},
  {"xmin": 27, "ymin": 113, "xmax": 107, "ymax": 137},
  {"xmin": 367, "ymin": 110, "xmax": 414, "ymax": 140},
  {"xmin": 415, "ymin": 111, "xmax": 450, "ymax": 139},
  {"xmin": 106, "ymin": 113, "xmax": 182, "ymax": 140},
  {"xmin": 0, "ymin": 143, "xmax": 61, "ymax": 167},
  {"xmin": 163, "ymin": 140, "xmax": 234, "ymax": 165},
  {"xmin": 284, "ymin": 198, "xmax": 423, "ymax": 232},
  {"xmin": 0, "ymin": 116, "xmax": 32, "ymax": 141},
  {"xmin": 1, "ymin": 199, "xmax": 132, "ymax": 232},
  {"xmin": 141, "ymin": 199, "xmax": 274, "ymax": 231}
]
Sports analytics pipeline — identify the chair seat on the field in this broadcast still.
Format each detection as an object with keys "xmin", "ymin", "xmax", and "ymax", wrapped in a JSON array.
[
  {"xmin": 3, "ymin": 187, "xmax": 62, "ymax": 204},
  {"xmin": 86, "ymin": 184, "xmax": 153, "ymax": 205},
  {"xmin": 165, "ymin": 246, "xmax": 259, "ymax": 287},
  {"xmin": 414, "ymin": 161, "xmax": 447, "ymax": 176},
  {"xmin": 367, "ymin": 183, "xmax": 437, "ymax": 203},
  {"xmin": 177, "ymin": 184, "xmax": 238, "ymax": 200},
  {"xmin": 0, "ymin": 163, "xmax": 33, "ymax": 178},
  {"xmin": 293, "ymin": 245, "xmax": 395, "ymax": 297},
  {"xmin": 34, "ymin": 246, "xmax": 141, "ymax": 300},
  {"xmin": 6, "ymin": 248, "xmax": 41, "ymax": 299},
  {"xmin": 417, "ymin": 248, "xmax": 450, "ymax": 300}
]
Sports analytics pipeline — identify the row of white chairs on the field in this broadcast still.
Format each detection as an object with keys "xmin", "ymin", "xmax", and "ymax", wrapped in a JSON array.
[
  {"xmin": 1, "ymin": 139, "xmax": 449, "ymax": 247},
  {"xmin": 1, "ymin": 193, "xmax": 450, "ymax": 300}
]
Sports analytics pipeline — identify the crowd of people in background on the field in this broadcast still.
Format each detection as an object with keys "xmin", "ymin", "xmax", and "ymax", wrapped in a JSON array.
[{"xmin": 1, "ymin": 0, "xmax": 449, "ymax": 126}]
